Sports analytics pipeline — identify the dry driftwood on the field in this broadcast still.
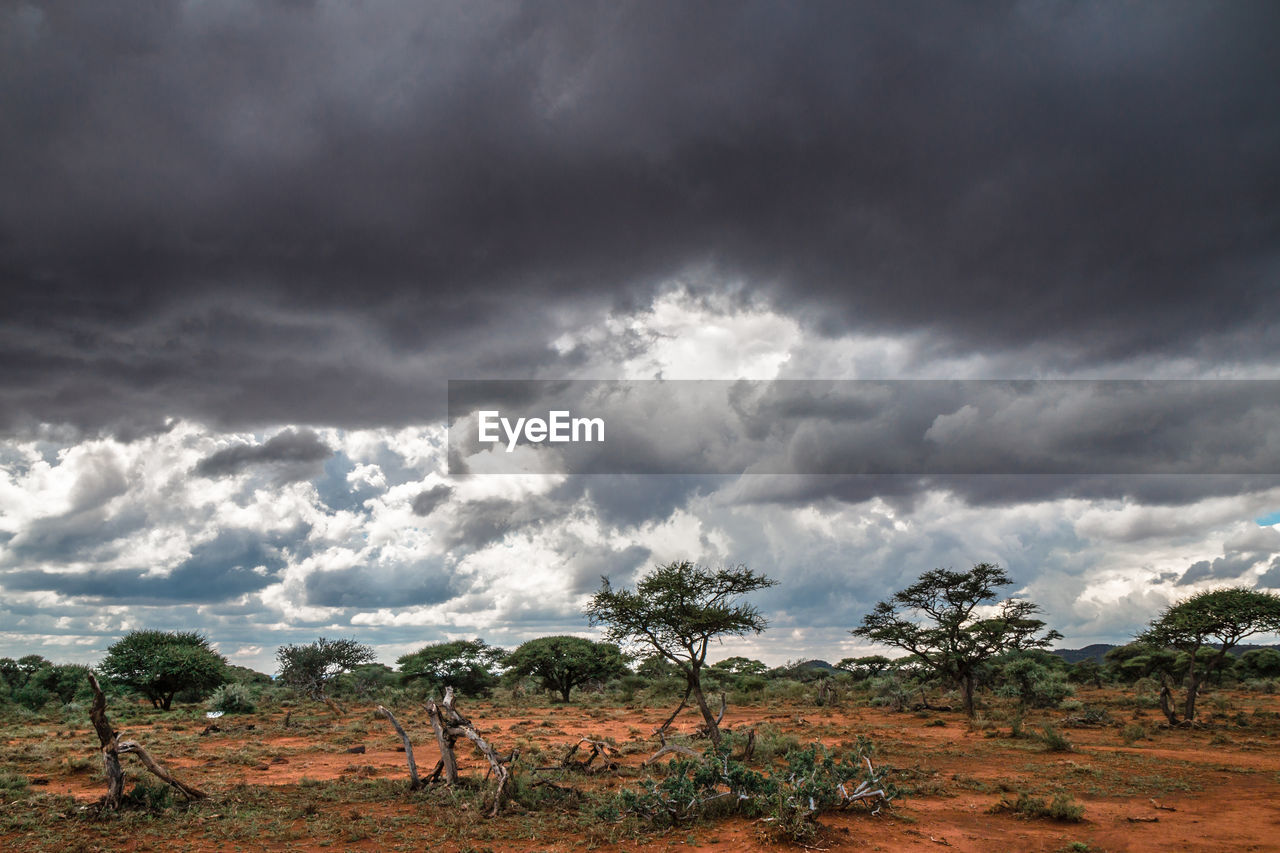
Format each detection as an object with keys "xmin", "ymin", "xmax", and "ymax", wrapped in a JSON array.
[
  {"xmin": 541, "ymin": 738, "xmax": 620, "ymax": 773},
  {"xmin": 88, "ymin": 673, "xmax": 125, "ymax": 809},
  {"xmin": 643, "ymin": 743, "xmax": 701, "ymax": 766},
  {"xmin": 423, "ymin": 696, "xmax": 459, "ymax": 784},
  {"xmin": 423, "ymin": 687, "xmax": 518, "ymax": 816},
  {"xmin": 87, "ymin": 672, "xmax": 209, "ymax": 808},
  {"xmin": 377, "ymin": 705, "xmax": 421, "ymax": 790}
]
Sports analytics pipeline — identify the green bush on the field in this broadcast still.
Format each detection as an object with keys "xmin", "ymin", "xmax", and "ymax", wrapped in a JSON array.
[
  {"xmin": 1121, "ymin": 723, "xmax": 1147, "ymax": 745},
  {"xmin": 122, "ymin": 780, "xmax": 174, "ymax": 813},
  {"xmin": 617, "ymin": 739, "xmax": 895, "ymax": 844},
  {"xmin": 207, "ymin": 683, "xmax": 256, "ymax": 715},
  {"xmin": 0, "ymin": 770, "xmax": 30, "ymax": 794},
  {"xmin": 1037, "ymin": 724, "xmax": 1073, "ymax": 752},
  {"xmin": 990, "ymin": 792, "xmax": 1084, "ymax": 822},
  {"xmin": 995, "ymin": 655, "xmax": 1074, "ymax": 709}
]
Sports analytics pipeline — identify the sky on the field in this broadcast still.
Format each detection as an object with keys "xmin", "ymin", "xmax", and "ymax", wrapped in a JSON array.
[{"xmin": 2, "ymin": 1, "xmax": 1279, "ymax": 674}]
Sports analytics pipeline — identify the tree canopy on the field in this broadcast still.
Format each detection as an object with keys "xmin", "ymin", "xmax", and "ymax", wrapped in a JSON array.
[
  {"xmin": 276, "ymin": 637, "xmax": 375, "ymax": 713},
  {"xmin": 585, "ymin": 560, "xmax": 776, "ymax": 744},
  {"xmin": 503, "ymin": 635, "xmax": 628, "ymax": 702},
  {"xmin": 1139, "ymin": 586, "xmax": 1280, "ymax": 723},
  {"xmin": 396, "ymin": 639, "xmax": 505, "ymax": 698},
  {"xmin": 852, "ymin": 562, "xmax": 1061, "ymax": 716},
  {"xmin": 99, "ymin": 630, "xmax": 228, "ymax": 710}
]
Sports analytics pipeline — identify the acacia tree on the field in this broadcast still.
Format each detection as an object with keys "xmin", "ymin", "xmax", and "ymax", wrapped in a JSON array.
[
  {"xmin": 1140, "ymin": 587, "xmax": 1280, "ymax": 725},
  {"xmin": 276, "ymin": 637, "xmax": 375, "ymax": 715},
  {"xmin": 585, "ymin": 560, "xmax": 777, "ymax": 745},
  {"xmin": 503, "ymin": 636, "xmax": 628, "ymax": 702},
  {"xmin": 99, "ymin": 631, "xmax": 228, "ymax": 710},
  {"xmin": 852, "ymin": 563, "xmax": 1061, "ymax": 716},
  {"xmin": 835, "ymin": 655, "xmax": 896, "ymax": 680},
  {"xmin": 397, "ymin": 639, "xmax": 506, "ymax": 698}
]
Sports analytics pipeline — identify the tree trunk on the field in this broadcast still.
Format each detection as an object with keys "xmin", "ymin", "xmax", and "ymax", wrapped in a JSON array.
[
  {"xmin": 424, "ymin": 697, "xmax": 458, "ymax": 785},
  {"xmin": 1158, "ymin": 681, "xmax": 1180, "ymax": 726},
  {"xmin": 161, "ymin": 694, "xmax": 173, "ymax": 711},
  {"xmin": 960, "ymin": 673, "xmax": 976, "ymax": 717},
  {"xmin": 88, "ymin": 673, "xmax": 125, "ymax": 809},
  {"xmin": 1183, "ymin": 668, "xmax": 1202, "ymax": 722},
  {"xmin": 559, "ymin": 685, "xmax": 571, "ymax": 703},
  {"xmin": 689, "ymin": 677, "xmax": 721, "ymax": 746}
]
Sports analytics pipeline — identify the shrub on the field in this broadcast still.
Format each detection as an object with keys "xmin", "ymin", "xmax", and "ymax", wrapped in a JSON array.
[
  {"xmin": 207, "ymin": 683, "xmax": 256, "ymax": 715},
  {"xmin": 0, "ymin": 770, "xmax": 30, "ymax": 794},
  {"xmin": 122, "ymin": 780, "xmax": 174, "ymax": 813},
  {"xmin": 995, "ymin": 656, "xmax": 1074, "ymax": 709},
  {"xmin": 990, "ymin": 792, "xmax": 1084, "ymax": 822},
  {"xmin": 617, "ymin": 740, "xmax": 895, "ymax": 843},
  {"xmin": 1037, "ymin": 724, "xmax": 1073, "ymax": 752}
]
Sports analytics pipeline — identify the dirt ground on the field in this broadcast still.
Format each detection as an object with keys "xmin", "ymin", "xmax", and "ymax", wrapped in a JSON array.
[{"xmin": 3, "ymin": 689, "xmax": 1279, "ymax": 852}]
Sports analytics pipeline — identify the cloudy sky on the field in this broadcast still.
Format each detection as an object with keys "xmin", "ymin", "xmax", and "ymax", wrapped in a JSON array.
[{"xmin": 2, "ymin": 1, "xmax": 1279, "ymax": 673}]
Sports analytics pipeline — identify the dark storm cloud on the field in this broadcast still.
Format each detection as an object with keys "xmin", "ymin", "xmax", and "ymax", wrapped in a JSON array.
[
  {"xmin": 1176, "ymin": 555, "xmax": 1258, "ymax": 586},
  {"xmin": 1174, "ymin": 526, "xmax": 1280, "ymax": 585},
  {"xmin": 411, "ymin": 484, "xmax": 454, "ymax": 517},
  {"xmin": 195, "ymin": 429, "xmax": 332, "ymax": 480},
  {"xmin": 1, "ymin": 2, "xmax": 1277, "ymax": 433},
  {"xmin": 0, "ymin": 526, "xmax": 302, "ymax": 604},
  {"xmin": 302, "ymin": 560, "xmax": 456, "ymax": 609},
  {"xmin": 440, "ymin": 497, "xmax": 567, "ymax": 551},
  {"xmin": 1257, "ymin": 557, "xmax": 1280, "ymax": 589}
]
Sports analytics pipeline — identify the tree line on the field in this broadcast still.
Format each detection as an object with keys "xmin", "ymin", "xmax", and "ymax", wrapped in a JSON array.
[{"xmin": 3, "ymin": 561, "xmax": 1279, "ymax": 730}]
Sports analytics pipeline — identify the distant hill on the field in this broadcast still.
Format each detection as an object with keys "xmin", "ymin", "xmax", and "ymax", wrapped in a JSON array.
[
  {"xmin": 1052, "ymin": 643, "xmax": 1280, "ymax": 664},
  {"xmin": 1051, "ymin": 644, "xmax": 1115, "ymax": 664},
  {"xmin": 801, "ymin": 659, "xmax": 836, "ymax": 671}
]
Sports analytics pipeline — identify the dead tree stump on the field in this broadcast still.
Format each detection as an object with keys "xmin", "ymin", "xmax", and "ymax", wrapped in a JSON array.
[
  {"xmin": 87, "ymin": 673, "xmax": 209, "ymax": 808},
  {"xmin": 423, "ymin": 687, "xmax": 518, "ymax": 816}
]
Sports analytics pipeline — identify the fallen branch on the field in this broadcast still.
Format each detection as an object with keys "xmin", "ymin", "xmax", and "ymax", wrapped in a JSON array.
[
  {"xmin": 87, "ymin": 673, "xmax": 209, "ymax": 808},
  {"xmin": 643, "ymin": 743, "xmax": 701, "ymax": 766},
  {"xmin": 115, "ymin": 741, "xmax": 208, "ymax": 800},
  {"xmin": 541, "ymin": 738, "xmax": 620, "ymax": 773}
]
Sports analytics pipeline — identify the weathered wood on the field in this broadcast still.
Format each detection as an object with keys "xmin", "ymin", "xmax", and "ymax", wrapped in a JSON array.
[
  {"xmin": 424, "ymin": 687, "xmax": 517, "ymax": 815},
  {"xmin": 643, "ymin": 743, "xmax": 701, "ymax": 766},
  {"xmin": 377, "ymin": 705, "xmax": 420, "ymax": 790},
  {"xmin": 87, "ymin": 673, "xmax": 124, "ymax": 809},
  {"xmin": 546, "ymin": 738, "xmax": 619, "ymax": 773},
  {"xmin": 115, "ymin": 740, "xmax": 209, "ymax": 800},
  {"xmin": 459, "ymin": 726, "xmax": 518, "ymax": 817},
  {"xmin": 87, "ymin": 672, "xmax": 208, "ymax": 805},
  {"xmin": 423, "ymin": 698, "xmax": 459, "ymax": 784}
]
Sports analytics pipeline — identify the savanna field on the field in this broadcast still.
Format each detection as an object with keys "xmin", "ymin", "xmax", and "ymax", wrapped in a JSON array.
[{"xmin": 4, "ymin": 676, "xmax": 1280, "ymax": 853}]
